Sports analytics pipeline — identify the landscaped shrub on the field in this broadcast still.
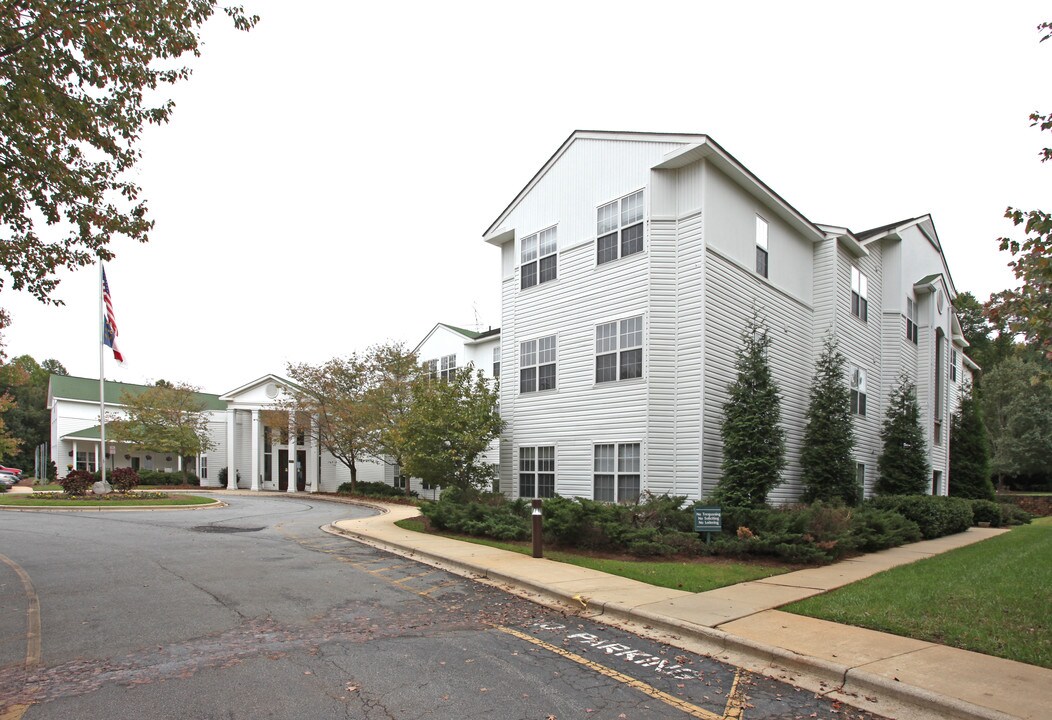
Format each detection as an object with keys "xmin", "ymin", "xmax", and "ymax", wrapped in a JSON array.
[
  {"xmin": 995, "ymin": 500, "xmax": 1034, "ymax": 526},
  {"xmin": 846, "ymin": 507, "xmax": 922, "ymax": 552},
  {"xmin": 541, "ymin": 493, "xmax": 701, "ymax": 556},
  {"xmin": 866, "ymin": 495, "xmax": 973, "ymax": 539},
  {"xmin": 138, "ymin": 470, "xmax": 199, "ymax": 486},
  {"xmin": 336, "ymin": 481, "xmax": 417, "ymax": 498},
  {"xmin": 111, "ymin": 467, "xmax": 141, "ymax": 493},
  {"xmin": 59, "ymin": 470, "xmax": 95, "ymax": 497},
  {"xmin": 969, "ymin": 499, "xmax": 1002, "ymax": 527},
  {"xmin": 420, "ymin": 493, "xmax": 530, "ymax": 541}
]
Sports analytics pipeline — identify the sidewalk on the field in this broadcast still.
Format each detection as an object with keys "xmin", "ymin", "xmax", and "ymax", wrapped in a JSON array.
[{"xmin": 327, "ymin": 503, "xmax": 1050, "ymax": 720}]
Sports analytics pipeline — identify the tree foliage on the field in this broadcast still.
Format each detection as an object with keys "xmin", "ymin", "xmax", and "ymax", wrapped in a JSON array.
[
  {"xmin": 0, "ymin": 1, "xmax": 257, "ymax": 302},
  {"xmin": 988, "ymin": 21, "xmax": 1052, "ymax": 363},
  {"xmin": 0, "ymin": 354, "xmax": 64, "ymax": 467},
  {"xmin": 283, "ymin": 355, "xmax": 376, "ymax": 493},
  {"xmin": 399, "ymin": 367, "xmax": 502, "ymax": 494},
  {"xmin": 948, "ymin": 384, "xmax": 994, "ymax": 500},
  {"xmin": 800, "ymin": 337, "xmax": 857, "ymax": 505},
  {"xmin": 714, "ymin": 314, "xmax": 786, "ymax": 508},
  {"xmin": 980, "ymin": 356, "xmax": 1052, "ymax": 487},
  {"xmin": 875, "ymin": 377, "xmax": 929, "ymax": 496},
  {"xmin": 108, "ymin": 381, "xmax": 215, "ymax": 459},
  {"xmin": 364, "ymin": 342, "xmax": 420, "ymax": 494},
  {"xmin": 954, "ymin": 291, "xmax": 1013, "ymax": 376}
]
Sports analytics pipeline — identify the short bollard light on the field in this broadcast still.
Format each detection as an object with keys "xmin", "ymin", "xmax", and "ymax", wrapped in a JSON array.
[{"xmin": 531, "ymin": 498, "xmax": 543, "ymax": 558}]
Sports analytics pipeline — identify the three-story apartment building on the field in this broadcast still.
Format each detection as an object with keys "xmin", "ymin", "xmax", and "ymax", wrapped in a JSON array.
[{"xmin": 484, "ymin": 130, "xmax": 974, "ymax": 503}]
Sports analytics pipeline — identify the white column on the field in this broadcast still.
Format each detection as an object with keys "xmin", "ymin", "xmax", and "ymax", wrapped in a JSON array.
[
  {"xmin": 177, "ymin": 455, "xmax": 183, "ymax": 471},
  {"xmin": 93, "ymin": 443, "xmax": 100, "ymax": 473},
  {"xmin": 72, "ymin": 440, "xmax": 78, "ymax": 474},
  {"xmin": 286, "ymin": 413, "xmax": 297, "ymax": 493},
  {"xmin": 226, "ymin": 409, "xmax": 237, "ymax": 489},
  {"xmin": 250, "ymin": 410, "xmax": 260, "ymax": 491},
  {"xmin": 309, "ymin": 414, "xmax": 319, "ymax": 493}
]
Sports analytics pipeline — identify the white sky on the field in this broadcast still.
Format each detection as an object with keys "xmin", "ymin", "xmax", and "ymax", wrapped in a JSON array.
[{"xmin": 4, "ymin": 1, "xmax": 1050, "ymax": 393}]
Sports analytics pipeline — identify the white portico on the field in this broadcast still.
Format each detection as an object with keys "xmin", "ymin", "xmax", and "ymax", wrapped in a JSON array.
[{"xmin": 218, "ymin": 375, "xmax": 321, "ymax": 493}]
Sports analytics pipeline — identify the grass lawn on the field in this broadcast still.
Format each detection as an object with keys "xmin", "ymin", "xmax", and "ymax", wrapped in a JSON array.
[
  {"xmin": 394, "ymin": 518, "xmax": 787, "ymax": 593},
  {"xmin": 0, "ymin": 494, "xmax": 217, "ymax": 507},
  {"xmin": 785, "ymin": 517, "xmax": 1052, "ymax": 669}
]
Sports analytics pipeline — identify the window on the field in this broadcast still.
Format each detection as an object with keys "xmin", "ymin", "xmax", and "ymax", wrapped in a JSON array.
[
  {"xmin": 519, "ymin": 335, "xmax": 556, "ymax": 393},
  {"xmin": 520, "ymin": 227, "xmax": 557, "ymax": 289},
  {"xmin": 519, "ymin": 446, "xmax": 555, "ymax": 498},
  {"xmin": 755, "ymin": 216, "xmax": 769, "ymax": 278},
  {"xmin": 200, "ymin": 456, "xmax": 208, "ymax": 480},
  {"xmin": 597, "ymin": 189, "xmax": 645, "ymax": 265},
  {"xmin": 850, "ymin": 266, "xmax": 868, "ymax": 322},
  {"xmin": 76, "ymin": 450, "xmax": 97, "ymax": 472},
  {"xmin": 906, "ymin": 297, "xmax": 918, "ymax": 344},
  {"xmin": 593, "ymin": 443, "xmax": 641, "ymax": 502},
  {"xmin": 850, "ymin": 366, "xmax": 867, "ymax": 416},
  {"xmin": 950, "ymin": 349, "xmax": 958, "ymax": 383},
  {"xmin": 393, "ymin": 464, "xmax": 405, "ymax": 489},
  {"xmin": 595, "ymin": 316, "xmax": 643, "ymax": 383},
  {"xmin": 423, "ymin": 358, "xmax": 438, "ymax": 380},
  {"xmin": 440, "ymin": 354, "xmax": 457, "ymax": 381},
  {"xmin": 492, "ymin": 346, "xmax": 500, "ymax": 379},
  {"xmin": 932, "ymin": 470, "xmax": 942, "ymax": 496},
  {"xmin": 856, "ymin": 463, "xmax": 866, "ymax": 503}
]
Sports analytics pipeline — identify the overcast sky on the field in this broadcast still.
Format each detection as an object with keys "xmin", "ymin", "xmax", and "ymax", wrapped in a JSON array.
[{"xmin": 4, "ymin": 1, "xmax": 1050, "ymax": 393}]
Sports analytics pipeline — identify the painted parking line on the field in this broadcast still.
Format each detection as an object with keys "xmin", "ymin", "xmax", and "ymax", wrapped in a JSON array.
[{"xmin": 495, "ymin": 625, "xmax": 728, "ymax": 720}]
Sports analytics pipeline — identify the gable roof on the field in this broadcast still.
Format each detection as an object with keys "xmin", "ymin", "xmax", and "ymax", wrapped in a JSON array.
[
  {"xmin": 414, "ymin": 323, "xmax": 501, "ymax": 353},
  {"xmin": 48, "ymin": 375, "xmax": 226, "ymax": 411},
  {"xmin": 857, "ymin": 215, "xmax": 959, "ymax": 298},
  {"xmin": 219, "ymin": 373, "xmax": 299, "ymax": 402},
  {"xmin": 484, "ymin": 130, "xmax": 826, "ymax": 245}
]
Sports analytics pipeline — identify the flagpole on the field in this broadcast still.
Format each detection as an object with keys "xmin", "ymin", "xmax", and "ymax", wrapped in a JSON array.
[{"xmin": 99, "ymin": 263, "xmax": 106, "ymax": 488}]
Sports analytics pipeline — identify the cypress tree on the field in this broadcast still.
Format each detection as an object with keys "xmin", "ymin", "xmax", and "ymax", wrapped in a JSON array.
[
  {"xmin": 714, "ymin": 314, "xmax": 786, "ymax": 508},
  {"xmin": 949, "ymin": 385, "xmax": 995, "ymax": 500},
  {"xmin": 801, "ymin": 337, "xmax": 858, "ymax": 505},
  {"xmin": 876, "ymin": 377, "xmax": 929, "ymax": 495}
]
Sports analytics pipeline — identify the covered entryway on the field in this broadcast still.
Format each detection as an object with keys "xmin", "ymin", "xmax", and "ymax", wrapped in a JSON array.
[{"xmin": 278, "ymin": 449, "xmax": 307, "ymax": 492}]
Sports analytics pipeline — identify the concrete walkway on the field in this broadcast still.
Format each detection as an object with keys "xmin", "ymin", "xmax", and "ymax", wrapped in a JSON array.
[{"xmin": 328, "ymin": 503, "xmax": 1050, "ymax": 720}]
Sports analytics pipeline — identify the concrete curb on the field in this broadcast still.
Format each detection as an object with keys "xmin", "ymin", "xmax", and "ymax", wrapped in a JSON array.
[{"xmin": 0, "ymin": 499, "xmax": 226, "ymax": 512}]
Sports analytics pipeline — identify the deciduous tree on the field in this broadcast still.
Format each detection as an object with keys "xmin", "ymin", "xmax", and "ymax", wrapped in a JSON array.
[
  {"xmin": 399, "ymin": 367, "xmax": 502, "ymax": 495},
  {"xmin": 980, "ymin": 356, "xmax": 1052, "ymax": 489},
  {"xmin": 714, "ymin": 314, "xmax": 785, "ymax": 508},
  {"xmin": 108, "ymin": 381, "xmax": 215, "ymax": 462},
  {"xmin": 875, "ymin": 378, "xmax": 928, "ymax": 496},
  {"xmin": 0, "ymin": 354, "xmax": 66, "ymax": 470},
  {"xmin": 800, "ymin": 337, "xmax": 857, "ymax": 505},
  {"xmin": 0, "ymin": 1, "xmax": 257, "ymax": 303},
  {"xmin": 364, "ymin": 342, "xmax": 420, "ymax": 495}
]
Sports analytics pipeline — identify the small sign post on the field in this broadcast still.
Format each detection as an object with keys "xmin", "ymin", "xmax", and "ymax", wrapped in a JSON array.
[
  {"xmin": 532, "ymin": 499, "xmax": 543, "ymax": 558},
  {"xmin": 693, "ymin": 506, "xmax": 722, "ymax": 543}
]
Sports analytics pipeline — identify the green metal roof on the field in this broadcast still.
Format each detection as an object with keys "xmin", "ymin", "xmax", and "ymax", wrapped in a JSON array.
[
  {"xmin": 64, "ymin": 425, "xmax": 102, "ymax": 440},
  {"xmin": 439, "ymin": 323, "xmax": 482, "ymax": 339},
  {"xmin": 49, "ymin": 375, "xmax": 226, "ymax": 410}
]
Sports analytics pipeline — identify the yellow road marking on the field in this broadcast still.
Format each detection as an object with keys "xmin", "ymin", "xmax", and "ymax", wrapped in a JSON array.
[
  {"xmin": 0, "ymin": 552, "xmax": 40, "ymax": 669},
  {"xmin": 724, "ymin": 668, "xmax": 745, "ymax": 719},
  {"xmin": 494, "ymin": 626, "xmax": 723, "ymax": 720}
]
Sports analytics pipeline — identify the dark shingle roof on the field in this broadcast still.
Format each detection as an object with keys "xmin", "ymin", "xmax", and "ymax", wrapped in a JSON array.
[{"xmin": 855, "ymin": 217, "xmax": 921, "ymax": 241}]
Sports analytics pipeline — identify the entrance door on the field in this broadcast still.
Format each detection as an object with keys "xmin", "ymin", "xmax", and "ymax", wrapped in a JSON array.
[{"xmin": 278, "ymin": 449, "xmax": 308, "ymax": 491}]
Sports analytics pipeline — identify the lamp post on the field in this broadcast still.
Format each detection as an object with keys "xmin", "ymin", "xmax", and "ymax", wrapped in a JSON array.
[{"xmin": 531, "ymin": 499, "xmax": 543, "ymax": 558}]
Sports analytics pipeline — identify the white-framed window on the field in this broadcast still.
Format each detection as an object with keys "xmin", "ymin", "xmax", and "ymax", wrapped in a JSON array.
[
  {"xmin": 199, "ymin": 455, "xmax": 208, "ymax": 479},
  {"xmin": 856, "ymin": 462, "xmax": 866, "ymax": 502},
  {"xmin": 423, "ymin": 358, "xmax": 438, "ymax": 380},
  {"xmin": 440, "ymin": 354, "xmax": 457, "ymax": 381},
  {"xmin": 393, "ymin": 463, "xmax": 405, "ymax": 489},
  {"xmin": 519, "ymin": 446, "xmax": 555, "ymax": 498},
  {"xmin": 520, "ymin": 335, "xmax": 556, "ymax": 393},
  {"xmin": 596, "ymin": 316, "xmax": 643, "ymax": 383},
  {"xmin": 850, "ymin": 366, "xmax": 867, "ymax": 416},
  {"xmin": 597, "ymin": 189, "xmax": 645, "ymax": 265},
  {"xmin": 851, "ymin": 266, "xmax": 868, "ymax": 322},
  {"xmin": 520, "ymin": 226, "xmax": 557, "ymax": 290},
  {"xmin": 906, "ymin": 297, "xmax": 918, "ymax": 344},
  {"xmin": 593, "ymin": 443, "xmax": 641, "ymax": 503},
  {"xmin": 951, "ymin": 349, "xmax": 958, "ymax": 383},
  {"xmin": 755, "ymin": 216, "xmax": 769, "ymax": 278},
  {"xmin": 76, "ymin": 450, "xmax": 97, "ymax": 472},
  {"xmin": 493, "ymin": 346, "xmax": 500, "ymax": 379}
]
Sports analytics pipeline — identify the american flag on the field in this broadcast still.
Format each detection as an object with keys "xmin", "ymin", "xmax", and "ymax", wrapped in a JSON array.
[{"xmin": 102, "ymin": 266, "xmax": 124, "ymax": 363}]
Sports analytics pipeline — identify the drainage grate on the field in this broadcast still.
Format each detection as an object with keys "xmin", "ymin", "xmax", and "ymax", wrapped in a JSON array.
[{"xmin": 190, "ymin": 525, "xmax": 265, "ymax": 534}]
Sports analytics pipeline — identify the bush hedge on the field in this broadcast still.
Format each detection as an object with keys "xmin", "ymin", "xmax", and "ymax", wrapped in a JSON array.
[
  {"xmin": 59, "ymin": 470, "xmax": 95, "ymax": 496},
  {"xmin": 969, "ymin": 499, "xmax": 1002, "ymax": 527},
  {"xmin": 138, "ymin": 470, "xmax": 199, "ymax": 486},
  {"xmin": 111, "ymin": 467, "xmax": 141, "ymax": 493},
  {"xmin": 420, "ymin": 492, "xmax": 530, "ymax": 540},
  {"xmin": 337, "ymin": 481, "xmax": 417, "ymax": 499},
  {"xmin": 866, "ymin": 495, "xmax": 973, "ymax": 539}
]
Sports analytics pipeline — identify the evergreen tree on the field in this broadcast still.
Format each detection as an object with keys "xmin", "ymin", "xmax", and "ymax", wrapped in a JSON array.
[
  {"xmin": 800, "ymin": 337, "xmax": 857, "ymax": 505},
  {"xmin": 714, "ymin": 314, "xmax": 786, "ymax": 508},
  {"xmin": 948, "ymin": 385, "xmax": 994, "ymax": 500},
  {"xmin": 876, "ymin": 378, "xmax": 929, "ymax": 495}
]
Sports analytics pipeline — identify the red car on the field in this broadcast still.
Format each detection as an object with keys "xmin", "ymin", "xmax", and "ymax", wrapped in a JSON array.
[{"xmin": 0, "ymin": 465, "xmax": 22, "ymax": 477}]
